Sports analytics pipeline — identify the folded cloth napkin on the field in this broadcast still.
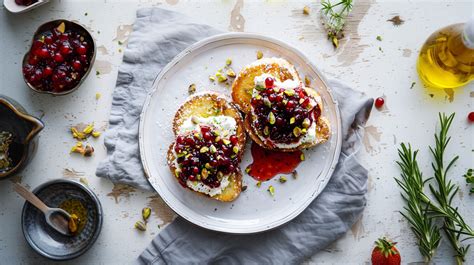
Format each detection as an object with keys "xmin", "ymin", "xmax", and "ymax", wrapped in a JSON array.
[{"xmin": 96, "ymin": 7, "xmax": 373, "ymax": 264}]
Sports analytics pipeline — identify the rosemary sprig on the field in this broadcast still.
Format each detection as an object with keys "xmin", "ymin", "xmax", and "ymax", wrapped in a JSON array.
[
  {"xmin": 429, "ymin": 113, "xmax": 471, "ymax": 264},
  {"xmin": 320, "ymin": 0, "xmax": 353, "ymax": 48},
  {"xmin": 395, "ymin": 113, "xmax": 473, "ymax": 264},
  {"xmin": 464, "ymin": 169, "xmax": 474, "ymax": 194},
  {"xmin": 395, "ymin": 144, "xmax": 441, "ymax": 261}
]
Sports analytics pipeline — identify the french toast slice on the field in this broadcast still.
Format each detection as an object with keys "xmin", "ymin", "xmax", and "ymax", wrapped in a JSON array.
[
  {"xmin": 231, "ymin": 57, "xmax": 301, "ymax": 113},
  {"xmin": 168, "ymin": 93, "xmax": 245, "ymax": 202}
]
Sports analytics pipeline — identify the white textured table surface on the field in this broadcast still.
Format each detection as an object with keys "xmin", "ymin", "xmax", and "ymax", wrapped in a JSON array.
[{"xmin": 1, "ymin": 1, "xmax": 473, "ymax": 264}]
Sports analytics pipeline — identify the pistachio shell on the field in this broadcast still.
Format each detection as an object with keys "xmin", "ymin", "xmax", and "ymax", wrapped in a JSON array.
[
  {"xmin": 279, "ymin": 176, "xmax": 287, "ymax": 183},
  {"xmin": 134, "ymin": 220, "xmax": 147, "ymax": 231},
  {"xmin": 268, "ymin": 185, "xmax": 275, "ymax": 196},
  {"xmin": 142, "ymin": 207, "xmax": 151, "ymax": 221},
  {"xmin": 200, "ymin": 146, "xmax": 209, "ymax": 153}
]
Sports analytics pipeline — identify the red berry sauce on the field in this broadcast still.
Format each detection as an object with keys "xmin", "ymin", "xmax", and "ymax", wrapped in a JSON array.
[
  {"xmin": 250, "ymin": 78, "xmax": 321, "ymax": 145},
  {"xmin": 23, "ymin": 23, "xmax": 93, "ymax": 93},
  {"xmin": 246, "ymin": 142, "xmax": 303, "ymax": 181},
  {"xmin": 173, "ymin": 125, "xmax": 240, "ymax": 189}
]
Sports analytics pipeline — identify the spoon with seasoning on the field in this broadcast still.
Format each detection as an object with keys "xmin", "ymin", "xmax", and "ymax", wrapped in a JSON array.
[{"xmin": 13, "ymin": 183, "xmax": 73, "ymax": 236}]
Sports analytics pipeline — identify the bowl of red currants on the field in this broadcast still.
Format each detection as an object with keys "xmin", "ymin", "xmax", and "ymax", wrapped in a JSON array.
[{"xmin": 22, "ymin": 20, "xmax": 96, "ymax": 96}]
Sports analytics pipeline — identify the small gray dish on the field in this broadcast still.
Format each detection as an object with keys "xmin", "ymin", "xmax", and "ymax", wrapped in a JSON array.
[{"xmin": 21, "ymin": 179, "xmax": 103, "ymax": 260}]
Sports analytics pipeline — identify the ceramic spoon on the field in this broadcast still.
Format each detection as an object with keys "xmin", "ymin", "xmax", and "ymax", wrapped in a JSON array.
[{"xmin": 13, "ymin": 183, "xmax": 72, "ymax": 236}]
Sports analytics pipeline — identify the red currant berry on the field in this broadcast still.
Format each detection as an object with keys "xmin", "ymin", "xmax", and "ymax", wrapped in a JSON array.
[
  {"xmin": 468, "ymin": 112, "xmax": 474, "ymax": 123},
  {"xmin": 53, "ymin": 53, "xmax": 64, "ymax": 63},
  {"xmin": 43, "ymin": 66, "xmax": 53, "ymax": 77},
  {"xmin": 72, "ymin": 60, "xmax": 82, "ymax": 71},
  {"xmin": 229, "ymin": 135, "xmax": 238, "ymax": 145},
  {"xmin": 60, "ymin": 45, "xmax": 71, "ymax": 55},
  {"xmin": 76, "ymin": 45, "xmax": 87, "ymax": 55},
  {"xmin": 36, "ymin": 48, "xmax": 50, "ymax": 58},
  {"xmin": 265, "ymin": 77, "xmax": 274, "ymax": 88},
  {"xmin": 375, "ymin": 97, "xmax": 384, "ymax": 108}
]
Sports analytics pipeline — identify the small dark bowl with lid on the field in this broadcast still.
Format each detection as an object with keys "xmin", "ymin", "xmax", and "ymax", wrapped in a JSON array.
[
  {"xmin": 22, "ymin": 19, "xmax": 96, "ymax": 96},
  {"xmin": 0, "ymin": 95, "xmax": 44, "ymax": 180}
]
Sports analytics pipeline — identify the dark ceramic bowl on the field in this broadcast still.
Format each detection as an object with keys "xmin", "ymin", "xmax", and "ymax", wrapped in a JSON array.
[
  {"xmin": 0, "ymin": 95, "xmax": 44, "ymax": 179},
  {"xmin": 22, "ymin": 19, "xmax": 96, "ymax": 96},
  {"xmin": 21, "ymin": 179, "xmax": 103, "ymax": 260}
]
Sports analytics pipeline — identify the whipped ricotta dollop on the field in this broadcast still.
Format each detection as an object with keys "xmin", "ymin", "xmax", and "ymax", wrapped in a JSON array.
[
  {"xmin": 186, "ymin": 175, "xmax": 230, "ymax": 197},
  {"xmin": 251, "ymin": 74, "xmax": 318, "ymax": 148},
  {"xmin": 178, "ymin": 115, "xmax": 237, "ymax": 137}
]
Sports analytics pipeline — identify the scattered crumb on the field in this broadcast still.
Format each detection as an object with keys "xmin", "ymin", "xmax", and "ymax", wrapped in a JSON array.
[
  {"xmin": 303, "ymin": 6, "xmax": 310, "ymax": 15},
  {"xmin": 96, "ymin": 71, "xmax": 100, "ymax": 76},
  {"xmin": 387, "ymin": 15, "xmax": 404, "ymax": 26},
  {"xmin": 118, "ymin": 41, "xmax": 123, "ymax": 45},
  {"xmin": 84, "ymin": 12, "xmax": 88, "ymax": 16},
  {"xmin": 429, "ymin": 93, "xmax": 434, "ymax": 98},
  {"xmin": 79, "ymin": 177, "xmax": 89, "ymax": 186},
  {"xmin": 279, "ymin": 176, "xmax": 287, "ymax": 183},
  {"xmin": 242, "ymin": 185, "xmax": 248, "ymax": 191},
  {"xmin": 378, "ymin": 47, "xmax": 383, "ymax": 53},
  {"xmin": 410, "ymin": 82, "xmax": 416, "ymax": 89},
  {"xmin": 118, "ymin": 48, "xmax": 122, "ymax": 53},
  {"xmin": 96, "ymin": 93, "xmax": 101, "ymax": 100},
  {"xmin": 376, "ymin": 35, "xmax": 382, "ymax": 41},
  {"xmin": 256, "ymin": 50, "xmax": 263, "ymax": 59},
  {"xmin": 188, "ymin": 83, "xmax": 196, "ymax": 95},
  {"xmin": 292, "ymin": 170, "xmax": 298, "ymax": 179}
]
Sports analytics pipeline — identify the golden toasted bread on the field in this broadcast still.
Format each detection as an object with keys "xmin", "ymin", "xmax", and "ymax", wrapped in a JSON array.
[
  {"xmin": 231, "ymin": 57, "xmax": 301, "ymax": 113},
  {"xmin": 168, "ymin": 93, "xmax": 245, "ymax": 202}
]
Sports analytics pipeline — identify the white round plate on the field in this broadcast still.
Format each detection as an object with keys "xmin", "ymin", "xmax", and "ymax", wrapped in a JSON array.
[{"xmin": 139, "ymin": 33, "xmax": 342, "ymax": 234}]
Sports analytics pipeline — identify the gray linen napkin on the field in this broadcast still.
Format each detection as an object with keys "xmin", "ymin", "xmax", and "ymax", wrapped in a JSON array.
[{"xmin": 96, "ymin": 7, "xmax": 373, "ymax": 264}]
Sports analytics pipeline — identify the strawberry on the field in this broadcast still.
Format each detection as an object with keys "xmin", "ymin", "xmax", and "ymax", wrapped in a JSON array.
[{"xmin": 371, "ymin": 237, "xmax": 401, "ymax": 265}]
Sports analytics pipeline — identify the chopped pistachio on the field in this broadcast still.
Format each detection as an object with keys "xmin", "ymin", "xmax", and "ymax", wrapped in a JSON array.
[
  {"xmin": 256, "ymin": 50, "xmax": 263, "ymax": 59},
  {"xmin": 83, "ymin": 124, "xmax": 94, "ymax": 134},
  {"xmin": 255, "ymin": 85, "xmax": 265, "ymax": 91},
  {"xmin": 303, "ymin": 6, "xmax": 310, "ymax": 15},
  {"xmin": 142, "ymin": 207, "xmax": 151, "ymax": 222},
  {"xmin": 209, "ymin": 75, "xmax": 216, "ymax": 81},
  {"xmin": 255, "ymin": 94, "xmax": 262, "ymax": 100},
  {"xmin": 290, "ymin": 117, "xmax": 296, "ymax": 124},
  {"xmin": 201, "ymin": 168, "xmax": 209, "ymax": 179},
  {"xmin": 200, "ymin": 146, "xmax": 209, "ymax": 153},
  {"xmin": 215, "ymin": 136, "xmax": 221, "ymax": 143},
  {"xmin": 301, "ymin": 128, "xmax": 307, "ymax": 134},
  {"xmin": 174, "ymin": 168, "xmax": 181, "ymax": 178},
  {"xmin": 282, "ymin": 99, "xmax": 288, "ymax": 105},
  {"xmin": 233, "ymin": 146, "xmax": 239, "ymax": 154},
  {"xmin": 268, "ymin": 112, "xmax": 276, "ymax": 125},
  {"xmin": 279, "ymin": 176, "xmax": 287, "ymax": 183},
  {"xmin": 205, "ymin": 163, "xmax": 212, "ymax": 169},
  {"xmin": 209, "ymin": 145, "xmax": 217, "ymax": 153},
  {"xmin": 299, "ymin": 98, "xmax": 305, "ymax": 104},
  {"xmin": 263, "ymin": 126, "xmax": 270, "ymax": 136},
  {"xmin": 95, "ymin": 93, "xmax": 101, "ymax": 100},
  {"xmin": 217, "ymin": 171, "xmax": 224, "ymax": 179},
  {"xmin": 302, "ymin": 118, "xmax": 311, "ymax": 128},
  {"xmin": 268, "ymin": 185, "xmax": 275, "ymax": 196},
  {"xmin": 96, "ymin": 70, "xmax": 100, "ymax": 76},
  {"xmin": 188, "ymin": 83, "xmax": 196, "ymax": 95},
  {"xmin": 273, "ymin": 87, "xmax": 280, "ymax": 93},
  {"xmin": 118, "ymin": 40, "xmax": 124, "ymax": 45},
  {"xmin": 79, "ymin": 177, "xmax": 89, "ymax": 186},
  {"xmin": 256, "ymin": 181, "xmax": 262, "ymax": 187},
  {"xmin": 284, "ymin": 89, "xmax": 295, "ymax": 96},
  {"xmin": 71, "ymin": 127, "xmax": 86, "ymax": 140},
  {"xmin": 304, "ymin": 76, "xmax": 311, "ymax": 86},
  {"xmin": 263, "ymin": 97, "xmax": 272, "ymax": 108},
  {"xmin": 245, "ymin": 166, "xmax": 251, "ymax": 174},
  {"xmin": 293, "ymin": 127, "xmax": 302, "ymax": 137},
  {"xmin": 226, "ymin": 69, "xmax": 236, "ymax": 78},
  {"xmin": 376, "ymin": 35, "xmax": 382, "ymax": 41},
  {"xmin": 134, "ymin": 220, "xmax": 147, "ymax": 231},
  {"xmin": 177, "ymin": 152, "xmax": 186, "ymax": 158},
  {"xmin": 226, "ymin": 58, "xmax": 232, "ymax": 66},
  {"xmin": 91, "ymin": 131, "xmax": 101, "ymax": 138},
  {"xmin": 197, "ymin": 174, "xmax": 201, "ymax": 180},
  {"xmin": 216, "ymin": 71, "xmax": 227, "ymax": 82},
  {"xmin": 332, "ymin": 36, "xmax": 339, "ymax": 48},
  {"xmin": 300, "ymin": 153, "xmax": 305, "ymax": 161},
  {"xmin": 222, "ymin": 139, "xmax": 231, "ymax": 145}
]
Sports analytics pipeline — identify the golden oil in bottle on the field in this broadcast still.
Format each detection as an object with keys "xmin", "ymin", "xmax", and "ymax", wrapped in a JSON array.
[{"xmin": 417, "ymin": 19, "xmax": 474, "ymax": 89}]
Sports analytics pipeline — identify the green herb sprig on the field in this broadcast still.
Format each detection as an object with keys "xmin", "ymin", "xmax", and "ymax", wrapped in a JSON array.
[
  {"xmin": 395, "ymin": 113, "xmax": 473, "ymax": 264},
  {"xmin": 464, "ymin": 169, "xmax": 473, "ymax": 194},
  {"xmin": 320, "ymin": 0, "xmax": 353, "ymax": 48}
]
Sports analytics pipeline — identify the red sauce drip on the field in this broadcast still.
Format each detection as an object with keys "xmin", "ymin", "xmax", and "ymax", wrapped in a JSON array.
[{"xmin": 247, "ymin": 142, "xmax": 303, "ymax": 181}]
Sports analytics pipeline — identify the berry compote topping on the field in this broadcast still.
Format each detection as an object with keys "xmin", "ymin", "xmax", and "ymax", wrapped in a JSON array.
[
  {"xmin": 15, "ymin": 0, "xmax": 38, "ymax": 6},
  {"xmin": 22, "ymin": 22, "xmax": 92, "ymax": 93},
  {"xmin": 250, "ymin": 77, "xmax": 321, "ymax": 144},
  {"xmin": 174, "ymin": 125, "xmax": 240, "ymax": 189}
]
